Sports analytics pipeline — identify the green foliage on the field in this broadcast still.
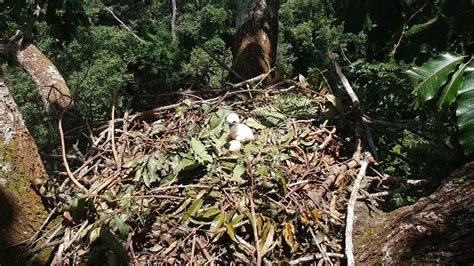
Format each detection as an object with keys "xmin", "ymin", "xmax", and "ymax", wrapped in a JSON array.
[
  {"xmin": 4, "ymin": 65, "xmax": 52, "ymax": 147},
  {"xmin": 456, "ymin": 62, "xmax": 474, "ymax": 156},
  {"xmin": 181, "ymin": 38, "xmax": 232, "ymax": 88},
  {"xmin": 406, "ymin": 54, "xmax": 474, "ymax": 156},
  {"xmin": 405, "ymin": 54, "xmax": 464, "ymax": 105}
]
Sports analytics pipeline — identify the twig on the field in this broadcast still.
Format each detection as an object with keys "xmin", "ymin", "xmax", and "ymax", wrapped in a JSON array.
[
  {"xmin": 391, "ymin": 0, "xmax": 430, "ymax": 56},
  {"xmin": 198, "ymin": 44, "xmax": 244, "ymax": 81},
  {"xmin": 189, "ymin": 235, "xmax": 196, "ymax": 265},
  {"xmin": 117, "ymin": 98, "xmax": 132, "ymax": 170},
  {"xmin": 22, "ymin": 0, "xmax": 44, "ymax": 44},
  {"xmin": 345, "ymin": 154, "xmax": 370, "ymax": 266},
  {"xmin": 27, "ymin": 207, "xmax": 57, "ymax": 248},
  {"xmin": 289, "ymin": 253, "xmax": 345, "ymax": 264},
  {"xmin": 310, "ymin": 228, "xmax": 333, "ymax": 266},
  {"xmin": 110, "ymin": 91, "xmax": 119, "ymax": 169},
  {"xmin": 105, "ymin": 6, "xmax": 144, "ymax": 42},
  {"xmin": 59, "ymin": 111, "xmax": 88, "ymax": 193},
  {"xmin": 246, "ymin": 159, "xmax": 262, "ymax": 266},
  {"xmin": 63, "ymin": 220, "xmax": 89, "ymax": 251},
  {"xmin": 224, "ymin": 73, "xmax": 268, "ymax": 90},
  {"xmin": 362, "ymin": 121, "xmax": 379, "ymax": 161},
  {"xmin": 319, "ymin": 127, "xmax": 336, "ymax": 150}
]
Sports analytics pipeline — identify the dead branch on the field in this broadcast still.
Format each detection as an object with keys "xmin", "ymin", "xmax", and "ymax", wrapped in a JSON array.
[
  {"xmin": 105, "ymin": 6, "xmax": 144, "ymax": 42},
  {"xmin": 109, "ymin": 91, "xmax": 120, "ymax": 170},
  {"xmin": 345, "ymin": 154, "xmax": 370, "ymax": 266},
  {"xmin": 327, "ymin": 53, "xmax": 360, "ymax": 110}
]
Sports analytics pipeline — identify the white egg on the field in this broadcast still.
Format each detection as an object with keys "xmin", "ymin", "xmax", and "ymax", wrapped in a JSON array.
[{"xmin": 228, "ymin": 140, "xmax": 242, "ymax": 152}]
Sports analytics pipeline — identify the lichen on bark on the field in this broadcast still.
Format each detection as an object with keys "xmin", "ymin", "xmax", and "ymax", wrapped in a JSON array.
[{"xmin": 0, "ymin": 72, "xmax": 50, "ymax": 264}]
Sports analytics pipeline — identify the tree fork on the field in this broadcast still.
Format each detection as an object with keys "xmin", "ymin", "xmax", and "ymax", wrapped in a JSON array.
[{"xmin": 231, "ymin": 0, "xmax": 278, "ymax": 82}]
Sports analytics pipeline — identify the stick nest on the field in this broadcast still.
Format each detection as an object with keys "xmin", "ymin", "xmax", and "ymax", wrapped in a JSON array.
[{"xmin": 33, "ymin": 81, "xmax": 370, "ymax": 265}]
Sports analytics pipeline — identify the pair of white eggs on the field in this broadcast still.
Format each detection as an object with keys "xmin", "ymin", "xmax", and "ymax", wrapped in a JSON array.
[{"xmin": 226, "ymin": 113, "xmax": 254, "ymax": 152}]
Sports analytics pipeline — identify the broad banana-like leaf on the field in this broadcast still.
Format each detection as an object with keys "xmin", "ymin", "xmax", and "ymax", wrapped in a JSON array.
[
  {"xmin": 436, "ymin": 60, "xmax": 471, "ymax": 109},
  {"xmin": 456, "ymin": 62, "xmax": 474, "ymax": 156},
  {"xmin": 406, "ymin": 54, "xmax": 464, "ymax": 104}
]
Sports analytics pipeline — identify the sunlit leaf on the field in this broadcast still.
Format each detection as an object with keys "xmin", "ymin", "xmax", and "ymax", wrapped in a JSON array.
[
  {"xmin": 406, "ymin": 53, "xmax": 464, "ymax": 104},
  {"xmin": 245, "ymin": 118, "xmax": 266, "ymax": 129},
  {"xmin": 325, "ymin": 94, "xmax": 344, "ymax": 114},
  {"xmin": 456, "ymin": 62, "xmax": 474, "ymax": 156},
  {"xmin": 191, "ymin": 138, "xmax": 213, "ymax": 164},
  {"xmin": 436, "ymin": 60, "xmax": 470, "ymax": 109},
  {"xmin": 224, "ymin": 222, "xmax": 238, "ymax": 242}
]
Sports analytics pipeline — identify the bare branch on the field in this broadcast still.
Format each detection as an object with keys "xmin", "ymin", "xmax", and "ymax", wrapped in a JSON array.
[
  {"xmin": 345, "ymin": 155, "xmax": 370, "ymax": 266},
  {"xmin": 105, "ymin": 6, "xmax": 144, "ymax": 42}
]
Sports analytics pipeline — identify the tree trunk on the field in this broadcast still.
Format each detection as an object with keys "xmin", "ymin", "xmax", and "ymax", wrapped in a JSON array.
[
  {"xmin": 171, "ymin": 0, "xmax": 177, "ymax": 41},
  {"xmin": 0, "ymin": 70, "xmax": 50, "ymax": 264},
  {"xmin": 1, "ymin": 39, "xmax": 74, "ymax": 112},
  {"xmin": 354, "ymin": 162, "xmax": 474, "ymax": 264},
  {"xmin": 231, "ymin": 0, "xmax": 278, "ymax": 82}
]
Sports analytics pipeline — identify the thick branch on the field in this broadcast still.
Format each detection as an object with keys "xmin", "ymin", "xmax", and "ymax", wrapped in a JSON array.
[{"xmin": 345, "ymin": 155, "xmax": 370, "ymax": 266}]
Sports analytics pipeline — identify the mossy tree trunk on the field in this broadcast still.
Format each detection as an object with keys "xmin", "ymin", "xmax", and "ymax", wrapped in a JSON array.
[
  {"xmin": 231, "ymin": 0, "xmax": 278, "ymax": 82},
  {"xmin": 354, "ymin": 162, "xmax": 474, "ymax": 264},
  {"xmin": 0, "ymin": 70, "xmax": 50, "ymax": 264}
]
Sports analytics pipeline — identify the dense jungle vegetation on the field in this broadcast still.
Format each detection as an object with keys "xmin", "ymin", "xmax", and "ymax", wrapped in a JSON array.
[{"xmin": 0, "ymin": 0, "xmax": 473, "ymax": 264}]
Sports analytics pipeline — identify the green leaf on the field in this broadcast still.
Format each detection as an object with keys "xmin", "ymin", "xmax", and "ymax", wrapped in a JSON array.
[
  {"xmin": 70, "ymin": 197, "xmax": 87, "ymax": 223},
  {"xmin": 252, "ymin": 107, "xmax": 287, "ymax": 126},
  {"xmin": 190, "ymin": 138, "xmax": 213, "ymax": 164},
  {"xmin": 147, "ymin": 155, "xmax": 160, "ymax": 184},
  {"xmin": 437, "ymin": 60, "xmax": 471, "ymax": 109},
  {"xmin": 403, "ymin": 17, "xmax": 438, "ymax": 37},
  {"xmin": 122, "ymin": 156, "xmax": 145, "ymax": 169},
  {"xmin": 456, "ymin": 62, "xmax": 474, "ymax": 156},
  {"xmin": 89, "ymin": 227, "xmax": 101, "ymax": 243},
  {"xmin": 183, "ymin": 198, "xmax": 204, "ymax": 225},
  {"xmin": 113, "ymin": 215, "xmax": 130, "ymax": 239},
  {"xmin": 224, "ymin": 222, "xmax": 238, "ymax": 242},
  {"xmin": 172, "ymin": 198, "xmax": 191, "ymax": 216},
  {"xmin": 325, "ymin": 94, "xmax": 344, "ymax": 114},
  {"xmin": 245, "ymin": 118, "xmax": 266, "ymax": 129},
  {"xmin": 210, "ymin": 213, "xmax": 225, "ymax": 242},
  {"xmin": 231, "ymin": 164, "xmax": 246, "ymax": 184},
  {"xmin": 100, "ymin": 224, "xmax": 130, "ymax": 263},
  {"xmin": 406, "ymin": 54, "xmax": 464, "ymax": 104},
  {"xmin": 259, "ymin": 222, "xmax": 275, "ymax": 252}
]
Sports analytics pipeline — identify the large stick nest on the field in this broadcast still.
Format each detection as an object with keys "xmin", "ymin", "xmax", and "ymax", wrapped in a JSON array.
[{"xmin": 32, "ymin": 79, "xmax": 376, "ymax": 265}]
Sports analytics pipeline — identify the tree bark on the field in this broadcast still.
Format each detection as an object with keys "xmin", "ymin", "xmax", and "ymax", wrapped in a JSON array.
[
  {"xmin": 231, "ymin": 0, "xmax": 278, "ymax": 82},
  {"xmin": 354, "ymin": 162, "xmax": 474, "ymax": 264},
  {"xmin": 1, "ymin": 39, "xmax": 74, "ymax": 112},
  {"xmin": 0, "ymin": 70, "xmax": 50, "ymax": 264},
  {"xmin": 171, "ymin": 0, "xmax": 177, "ymax": 41}
]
